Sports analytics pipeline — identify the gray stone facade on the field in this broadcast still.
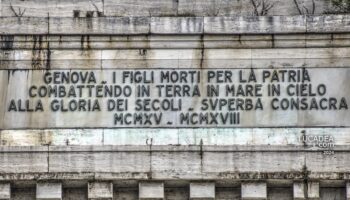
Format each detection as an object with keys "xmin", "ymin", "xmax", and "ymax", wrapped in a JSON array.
[{"xmin": 0, "ymin": 0, "xmax": 350, "ymax": 199}]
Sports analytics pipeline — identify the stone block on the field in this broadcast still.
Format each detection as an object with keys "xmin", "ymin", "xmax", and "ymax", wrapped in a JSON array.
[
  {"xmin": 293, "ymin": 182, "xmax": 306, "ymax": 199},
  {"xmin": 139, "ymin": 182, "xmax": 164, "ymax": 199},
  {"xmin": 204, "ymin": 16, "xmax": 306, "ymax": 34},
  {"xmin": 293, "ymin": 181, "xmax": 323, "ymax": 199},
  {"xmin": 49, "ymin": 17, "xmax": 150, "ymax": 35},
  {"xmin": 88, "ymin": 182, "xmax": 113, "ymax": 199},
  {"xmin": 151, "ymin": 17, "xmax": 203, "ymax": 34},
  {"xmin": 307, "ymin": 182, "xmax": 319, "ymax": 199},
  {"xmin": 190, "ymin": 182, "xmax": 215, "ymax": 199},
  {"xmin": 36, "ymin": 182, "xmax": 62, "ymax": 200},
  {"xmin": 0, "ymin": 183, "xmax": 10, "ymax": 199},
  {"xmin": 241, "ymin": 182, "xmax": 267, "ymax": 200}
]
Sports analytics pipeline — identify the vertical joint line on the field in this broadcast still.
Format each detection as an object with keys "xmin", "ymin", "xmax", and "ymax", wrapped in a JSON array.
[
  {"xmin": 47, "ymin": 144, "xmax": 50, "ymax": 173},
  {"xmin": 102, "ymin": 129, "xmax": 105, "ymax": 144},
  {"xmin": 149, "ymin": 138, "xmax": 153, "ymax": 179},
  {"xmin": 200, "ymin": 34, "xmax": 204, "ymax": 69},
  {"xmin": 200, "ymin": 139, "xmax": 203, "ymax": 173},
  {"xmin": 102, "ymin": 0, "xmax": 105, "ymax": 15},
  {"xmin": 47, "ymin": 13, "xmax": 50, "ymax": 34},
  {"xmin": 305, "ymin": 15, "xmax": 308, "ymax": 35},
  {"xmin": 250, "ymin": 48, "xmax": 253, "ymax": 69},
  {"xmin": 100, "ymin": 48, "xmax": 102, "ymax": 70},
  {"xmin": 47, "ymin": 13, "xmax": 51, "ymax": 69}
]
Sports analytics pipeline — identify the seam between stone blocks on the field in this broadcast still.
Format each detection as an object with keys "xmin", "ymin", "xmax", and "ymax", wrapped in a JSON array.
[
  {"xmin": 47, "ymin": 144, "xmax": 50, "ymax": 173},
  {"xmin": 148, "ymin": 138, "xmax": 153, "ymax": 179}
]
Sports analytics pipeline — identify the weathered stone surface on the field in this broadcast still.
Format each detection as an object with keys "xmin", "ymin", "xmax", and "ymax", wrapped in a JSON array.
[
  {"xmin": 49, "ymin": 17, "xmax": 150, "ymax": 35},
  {"xmin": 1, "ymin": 16, "xmax": 350, "ymax": 35},
  {"xmin": 320, "ymin": 187, "xmax": 345, "ymax": 200},
  {"xmin": 204, "ymin": 16, "xmax": 306, "ymax": 34},
  {"xmin": 139, "ymin": 182, "xmax": 164, "ymax": 199},
  {"xmin": 0, "ymin": 145, "xmax": 348, "ymax": 181},
  {"xmin": 165, "ymin": 188, "xmax": 189, "ymax": 200},
  {"xmin": 36, "ymin": 182, "xmax": 62, "ymax": 200},
  {"xmin": 2, "ymin": 46, "xmax": 350, "ymax": 69},
  {"xmin": 306, "ymin": 152, "xmax": 350, "ymax": 173},
  {"xmin": 48, "ymin": 151, "xmax": 150, "ymax": 174},
  {"xmin": 216, "ymin": 188, "xmax": 240, "ymax": 200},
  {"xmin": 104, "ymin": 0, "xmax": 177, "ymax": 17},
  {"xmin": 178, "ymin": 0, "xmax": 331, "ymax": 16},
  {"xmin": 203, "ymin": 151, "xmax": 304, "ymax": 174},
  {"xmin": 11, "ymin": 188, "xmax": 36, "ymax": 200},
  {"xmin": 190, "ymin": 182, "xmax": 215, "ymax": 199},
  {"xmin": 114, "ymin": 188, "xmax": 138, "ymax": 200},
  {"xmin": 0, "ymin": 72, "xmax": 7, "ymax": 129},
  {"xmin": 0, "ymin": 148, "xmax": 48, "ymax": 173},
  {"xmin": 268, "ymin": 187, "xmax": 293, "ymax": 200},
  {"xmin": 1, "ymin": 127, "xmax": 348, "ymax": 146},
  {"xmin": 0, "ymin": 0, "xmax": 334, "ymax": 17},
  {"xmin": 347, "ymin": 182, "xmax": 350, "ymax": 200},
  {"xmin": 63, "ymin": 188, "xmax": 88, "ymax": 200},
  {"xmin": 151, "ymin": 151, "xmax": 202, "ymax": 179},
  {"xmin": 88, "ymin": 182, "xmax": 113, "ymax": 199},
  {"xmin": 293, "ymin": 182, "xmax": 306, "ymax": 199},
  {"xmin": 151, "ymin": 17, "xmax": 203, "ymax": 34},
  {"xmin": 0, "ymin": 68, "xmax": 348, "ymax": 129},
  {"xmin": 0, "ymin": 2, "xmax": 349, "ymax": 200},
  {"xmin": 307, "ymin": 15, "xmax": 350, "ymax": 33},
  {"xmin": 307, "ymin": 182, "xmax": 319, "ymax": 199},
  {"xmin": 1, "ymin": 0, "xmax": 103, "ymax": 17},
  {"xmin": 3, "ymin": 34, "xmax": 350, "ymax": 51},
  {"xmin": 0, "ymin": 17, "xmax": 48, "ymax": 34},
  {"xmin": 241, "ymin": 182, "xmax": 267, "ymax": 199},
  {"xmin": 0, "ymin": 183, "xmax": 11, "ymax": 199}
]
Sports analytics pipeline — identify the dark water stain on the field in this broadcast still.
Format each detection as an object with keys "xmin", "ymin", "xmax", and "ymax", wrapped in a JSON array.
[{"xmin": 1, "ymin": 35, "xmax": 14, "ymax": 50}]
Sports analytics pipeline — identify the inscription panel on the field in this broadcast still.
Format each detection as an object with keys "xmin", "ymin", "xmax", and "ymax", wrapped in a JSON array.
[{"xmin": 0, "ymin": 68, "xmax": 349, "ymax": 129}]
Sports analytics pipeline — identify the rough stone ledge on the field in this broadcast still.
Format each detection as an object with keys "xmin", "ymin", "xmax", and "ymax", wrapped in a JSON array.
[
  {"xmin": 0, "ymin": 172, "xmax": 350, "ymax": 186},
  {"xmin": 0, "ymin": 145, "xmax": 347, "ymax": 152},
  {"xmin": 0, "ymin": 15, "xmax": 350, "ymax": 35},
  {"xmin": 1, "ymin": 128, "xmax": 348, "ymax": 146},
  {"xmin": 0, "ymin": 172, "xmax": 348, "ymax": 182},
  {"xmin": 2, "ymin": 34, "xmax": 350, "ymax": 50}
]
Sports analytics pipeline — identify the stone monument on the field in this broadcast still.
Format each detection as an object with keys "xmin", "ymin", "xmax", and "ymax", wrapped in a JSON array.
[{"xmin": 0, "ymin": 0, "xmax": 350, "ymax": 199}]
